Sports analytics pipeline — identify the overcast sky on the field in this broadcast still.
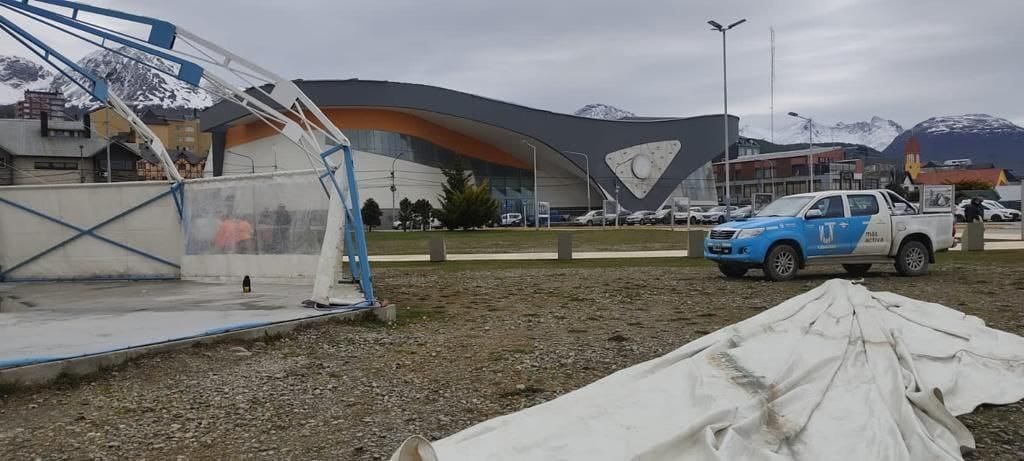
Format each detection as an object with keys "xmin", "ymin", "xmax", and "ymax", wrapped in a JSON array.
[{"xmin": 3, "ymin": 0, "xmax": 1022, "ymax": 130}]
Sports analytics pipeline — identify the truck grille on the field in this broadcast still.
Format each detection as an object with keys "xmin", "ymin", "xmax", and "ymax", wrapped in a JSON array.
[{"xmin": 709, "ymin": 229, "xmax": 736, "ymax": 240}]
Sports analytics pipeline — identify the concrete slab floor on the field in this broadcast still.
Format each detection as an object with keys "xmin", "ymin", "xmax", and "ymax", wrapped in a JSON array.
[{"xmin": 0, "ymin": 280, "xmax": 363, "ymax": 369}]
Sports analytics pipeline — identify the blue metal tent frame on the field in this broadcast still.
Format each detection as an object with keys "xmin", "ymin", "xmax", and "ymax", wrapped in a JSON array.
[{"xmin": 0, "ymin": 0, "xmax": 376, "ymax": 303}]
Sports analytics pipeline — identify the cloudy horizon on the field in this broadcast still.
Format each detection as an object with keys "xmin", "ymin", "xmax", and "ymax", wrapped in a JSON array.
[{"xmin": 2, "ymin": 0, "xmax": 1022, "ymax": 130}]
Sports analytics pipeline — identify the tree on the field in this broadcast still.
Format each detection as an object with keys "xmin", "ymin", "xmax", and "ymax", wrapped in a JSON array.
[
  {"xmin": 436, "ymin": 160, "xmax": 499, "ymax": 230},
  {"xmin": 947, "ymin": 179, "xmax": 996, "ymax": 203},
  {"xmin": 398, "ymin": 197, "xmax": 413, "ymax": 232},
  {"xmin": 411, "ymin": 199, "xmax": 434, "ymax": 231},
  {"xmin": 361, "ymin": 198, "xmax": 382, "ymax": 232}
]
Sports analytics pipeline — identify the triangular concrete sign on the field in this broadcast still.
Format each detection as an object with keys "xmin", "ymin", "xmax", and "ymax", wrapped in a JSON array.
[{"xmin": 604, "ymin": 140, "xmax": 681, "ymax": 199}]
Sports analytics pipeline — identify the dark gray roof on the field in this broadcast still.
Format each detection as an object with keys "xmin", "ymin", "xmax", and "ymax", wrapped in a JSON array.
[{"xmin": 0, "ymin": 119, "xmax": 139, "ymax": 158}]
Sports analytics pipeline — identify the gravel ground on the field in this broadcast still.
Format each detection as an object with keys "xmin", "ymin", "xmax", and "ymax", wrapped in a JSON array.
[{"xmin": 2, "ymin": 252, "xmax": 1023, "ymax": 460}]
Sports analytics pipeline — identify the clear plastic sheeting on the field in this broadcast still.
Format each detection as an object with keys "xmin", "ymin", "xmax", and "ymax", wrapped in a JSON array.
[
  {"xmin": 185, "ymin": 171, "xmax": 328, "ymax": 256},
  {"xmin": 181, "ymin": 170, "xmax": 336, "ymax": 281},
  {"xmin": 391, "ymin": 280, "xmax": 1024, "ymax": 461}
]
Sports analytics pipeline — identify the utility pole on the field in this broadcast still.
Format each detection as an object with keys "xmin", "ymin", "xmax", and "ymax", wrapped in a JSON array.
[
  {"xmin": 788, "ymin": 112, "xmax": 815, "ymax": 192},
  {"xmin": 78, "ymin": 144, "xmax": 85, "ymax": 183},
  {"xmin": 708, "ymin": 18, "xmax": 746, "ymax": 222}
]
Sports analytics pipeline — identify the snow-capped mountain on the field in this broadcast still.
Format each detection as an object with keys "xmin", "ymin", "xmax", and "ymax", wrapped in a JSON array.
[
  {"xmin": 882, "ymin": 114, "xmax": 1024, "ymax": 175},
  {"xmin": 740, "ymin": 116, "xmax": 903, "ymax": 151},
  {"xmin": 0, "ymin": 55, "xmax": 54, "ymax": 105},
  {"xmin": 574, "ymin": 103, "xmax": 636, "ymax": 120},
  {"xmin": 49, "ymin": 46, "xmax": 213, "ymax": 109}
]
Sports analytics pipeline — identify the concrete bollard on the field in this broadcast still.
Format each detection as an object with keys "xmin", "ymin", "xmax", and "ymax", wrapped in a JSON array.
[
  {"xmin": 686, "ymin": 230, "xmax": 706, "ymax": 258},
  {"xmin": 429, "ymin": 236, "xmax": 447, "ymax": 262},
  {"xmin": 963, "ymin": 222, "xmax": 985, "ymax": 251},
  {"xmin": 558, "ymin": 233, "xmax": 573, "ymax": 261}
]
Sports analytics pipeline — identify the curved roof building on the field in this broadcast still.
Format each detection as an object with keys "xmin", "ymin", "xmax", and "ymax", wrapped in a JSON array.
[{"xmin": 201, "ymin": 80, "xmax": 736, "ymax": 214}]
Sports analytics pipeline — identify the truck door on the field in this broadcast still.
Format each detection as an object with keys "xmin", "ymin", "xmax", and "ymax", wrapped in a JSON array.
[
  {"xmin": 847, "ymin": 193, "xmax": 892, "ymax": 255},
  {"xmin": 802, "ymin": 195, "xmax": 850, "ymax": 256}
]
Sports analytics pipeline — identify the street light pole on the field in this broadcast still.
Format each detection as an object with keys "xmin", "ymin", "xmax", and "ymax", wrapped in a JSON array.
[
  {"xmin": 709, "ymin": 18, "xmax": 746, "ymax": 222},
  {"xmin": 788, "ymin": 112, "xmax": 815, "ymax": 192},
  {"xmin": 226, "ymin": 150, "xmax": 255, "ymax": 174},
  {"xmin": 390, "ymin": 152, "xmax": 405, "ymax": 225},
  {"xmin": 522, "ymin": 140, "xmax": 539, "ymax": 230},
  {"xmin": 562, "ymin": 150, "xmax": 592, "ymax": 212}
]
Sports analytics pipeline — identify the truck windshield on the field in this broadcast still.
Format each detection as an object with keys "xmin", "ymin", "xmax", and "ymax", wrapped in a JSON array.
[{"xmin": 756, "ymin": 196, "xmax": 814, "ymax": 217}]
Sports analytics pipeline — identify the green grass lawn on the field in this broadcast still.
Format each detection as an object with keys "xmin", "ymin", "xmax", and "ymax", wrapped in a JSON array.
[{"xmin": 363, "ymin": 228, "xmax": 692, "ymax": 255}]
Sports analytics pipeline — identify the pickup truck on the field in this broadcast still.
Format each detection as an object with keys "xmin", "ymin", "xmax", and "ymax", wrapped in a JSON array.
[{"xmin": 704, "ymin": 190, "xmax": 955, "ymax": 281}]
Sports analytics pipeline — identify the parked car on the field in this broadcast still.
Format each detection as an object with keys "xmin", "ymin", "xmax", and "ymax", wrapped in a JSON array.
[
  {"xmin": 602, "ymin": 210, "xmax": 631, "ymax": 225},
  {"xmin": 625, "ymin": 210, "xmax": 656, "ymax": 225},
  {"xmin": 696, "ymin": 206, "xmax": 739, "ymax": 224},
  {"xmin": 704, "ymin": 190, "xmax": 955, "ymax": 281},
  {"xmin": 955, "ymin": 200, "xmax": 1022, "ymax": 222},
  {"xmin": 653, "ymin": 205, "xmax": 706, "ymax": 224},
  {"xmin": 392, "ymin": 213, "xmax": 442, "ymax": 230},
  {"xmin": 574, "ymin": 210, "xmax": 605, "ymax": 226},
  {"xmin": 731, "ymin": 206, "xmax": 753, "ymax": 220},
  {"xmin": 500, "ymin": 213, "xmax": 524, "ymax": 227}
]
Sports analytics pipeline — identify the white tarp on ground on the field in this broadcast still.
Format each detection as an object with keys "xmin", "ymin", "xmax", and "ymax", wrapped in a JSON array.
[{"xmin": 392, "ymin": 280, "xmax": 1024, "ymax": 461}]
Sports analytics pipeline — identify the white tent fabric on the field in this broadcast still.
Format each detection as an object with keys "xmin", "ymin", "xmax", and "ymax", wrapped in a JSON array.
[{"xmin": 391, "ymin": 279, "xmax": 1024, "ymax": 461}]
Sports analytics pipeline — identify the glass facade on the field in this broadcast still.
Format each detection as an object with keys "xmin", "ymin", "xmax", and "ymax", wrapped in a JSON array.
[{"xmin": 336, "ymin": 129, "xmax": 536, "ymax": 214}]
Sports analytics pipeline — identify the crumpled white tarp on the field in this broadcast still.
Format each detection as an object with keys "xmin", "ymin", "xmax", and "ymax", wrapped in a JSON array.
[{"xmin": 391, "ymin": 279, "xmax": 1024, "ymax": 461}]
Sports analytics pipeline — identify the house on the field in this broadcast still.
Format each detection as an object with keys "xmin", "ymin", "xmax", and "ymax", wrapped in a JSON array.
[
  {"xmin": 0, "ymin": 115, "xmax": 144, "ymax": 186},
  {"xmin": 137, "ymin": 148, "xmax": 207, "ymax": 180}
]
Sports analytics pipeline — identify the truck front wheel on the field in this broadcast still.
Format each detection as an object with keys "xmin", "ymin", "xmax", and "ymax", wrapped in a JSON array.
[
  {"xmin": 719, "ymin": 264, "xmax": 748, "ymax": 278},
  {"xmin": 895, "ymin": 240, "xmax": 930, "ymax": 276},
  {"xmin": 764, "ymin": 243, "xmax": 799, "ymax": 281}
]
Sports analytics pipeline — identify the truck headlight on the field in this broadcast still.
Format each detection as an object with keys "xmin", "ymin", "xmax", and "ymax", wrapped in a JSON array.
[{"xmin": 736, "ymin": 228, "xmax": 765, "ymax": 239}]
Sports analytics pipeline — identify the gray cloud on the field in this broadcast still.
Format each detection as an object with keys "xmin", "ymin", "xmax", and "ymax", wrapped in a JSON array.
[{"xmin": 2, "ymin": 0, "xmax": 1022, "ymax": 128}]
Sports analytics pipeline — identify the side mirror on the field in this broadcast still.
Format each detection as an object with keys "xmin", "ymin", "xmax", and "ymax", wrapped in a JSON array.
[{"xmin": 805, "ymin": 209, "xmax": 824, "ymax": 219}]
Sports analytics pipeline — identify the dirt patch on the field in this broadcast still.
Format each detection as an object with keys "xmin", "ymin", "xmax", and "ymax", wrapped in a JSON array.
[{"xmin": 1, "ymin": 253, "xmax": 1023, "ymax": 460}]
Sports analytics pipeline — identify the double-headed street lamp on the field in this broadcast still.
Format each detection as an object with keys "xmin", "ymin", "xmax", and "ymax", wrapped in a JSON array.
[
  {"xmin": 562, "ymin": 150, "xmax": 592, "ymax": 213},
  {"xmin": 787, "ymin": 111, "xmax": 815, "ymax": 192},
  {"xmin": 708, "ymin": 18, "xmax": 746, "ymax": 221}
]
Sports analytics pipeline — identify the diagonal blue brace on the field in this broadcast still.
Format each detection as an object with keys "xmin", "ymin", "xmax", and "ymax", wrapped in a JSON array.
[
  {"xmin": 319, "ymin": 144, "xmax": 375, "ymax": 303},
  {"xmin": 0, "ymin": 188, "xmax": 180, "ymax": 281}
]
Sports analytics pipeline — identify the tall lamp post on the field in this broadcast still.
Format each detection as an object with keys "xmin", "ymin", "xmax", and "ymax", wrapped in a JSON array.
[
  {"xmin": 226, "ymin": 150, "xmax": 255, "ymax": 174},
  {"xmin": 521, "ymin": 140, "xmax": 539, "ymax": 229},
  {"xmin": 562, "ymin": 150, "xmax": 592, "ymax": 213},
  {"xmin": 390, "ymin": 152, "xmax": 405, "ymax": 224},
  {"xmin": 787, "ymin": 111, "xmax": 815, "ymax": 192},
  {"xmin": 708, "ymin": 18, "xmax": 746, "ymax": 221}
]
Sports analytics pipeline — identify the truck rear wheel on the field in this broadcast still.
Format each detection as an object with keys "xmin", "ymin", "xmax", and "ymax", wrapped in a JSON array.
[
  {"xmin": 895, "ymin": 240, "xmax": 930, "ymax": 276},
  {"xmin": 842, "ymin": 264, "xmax": 872, "ymax": 275},
  {"xmin": 719, "ymin": 264, "xmax": 748, "ymax": 278},
  {"xmin": 764, "ymin": 243, "xmax": 799, "ymax": 281}
]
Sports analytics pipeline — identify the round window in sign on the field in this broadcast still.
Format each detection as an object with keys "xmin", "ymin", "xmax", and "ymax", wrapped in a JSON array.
[{"xmin": 631, "ymin": 153, "xmax": 653, "ymax": 179}]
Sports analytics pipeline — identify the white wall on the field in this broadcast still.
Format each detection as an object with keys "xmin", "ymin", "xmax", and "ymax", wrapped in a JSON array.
[
  {"xmin": 0, "ymin": 181, "xmax": 181, "ymax": 280},
  {"xmin": 224, "ymin": 135, "xmax": 596, "ymax": 211},
  {"xmin": 225, "ymin": 137, "xmax": 446, "ymax": 214}
]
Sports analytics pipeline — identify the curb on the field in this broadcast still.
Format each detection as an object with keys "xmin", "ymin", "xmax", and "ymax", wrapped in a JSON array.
[{"xmin": 0, "ymin": 305, "xmax": 396, "ymax": 387}]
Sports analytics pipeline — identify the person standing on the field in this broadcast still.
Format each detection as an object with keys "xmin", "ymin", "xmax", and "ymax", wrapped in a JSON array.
[{"xmin": 964, "ymin": 197, "xmax": 985, "ymax": 224}]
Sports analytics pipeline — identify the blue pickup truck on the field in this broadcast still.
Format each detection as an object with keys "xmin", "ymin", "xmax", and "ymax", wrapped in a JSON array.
[{"xmin": 704, "ymin": 190, "xmax": 955, "ymax": 281}]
